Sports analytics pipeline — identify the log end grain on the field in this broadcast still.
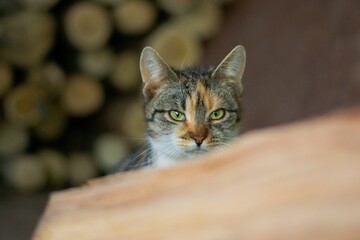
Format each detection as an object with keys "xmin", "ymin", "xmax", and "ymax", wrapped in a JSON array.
[
  {"xmin": 64, "ymin": 2, "xmax": 112, "ymax": 51},
  {"xmin": 61, "ymin": 75, "xmax": 104, "ymax": 116}
]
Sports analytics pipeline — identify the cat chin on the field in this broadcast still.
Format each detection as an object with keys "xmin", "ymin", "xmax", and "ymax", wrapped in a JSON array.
[
  {"xmin": 182, "ymin": 147, "xmax": 208, "ymax": 156},
  {"xmin": 149, "ymin": 136, "xmax": 210, "ymax": 168},
  {"xmin": 152, "ymin": 151, "xmax": 203, "ymax": 168}
]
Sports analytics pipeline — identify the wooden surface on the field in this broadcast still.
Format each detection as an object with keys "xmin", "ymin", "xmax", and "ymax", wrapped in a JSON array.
[{"xmin": 33, "ymin": 108, "xmax": 360, "ymax": 240}]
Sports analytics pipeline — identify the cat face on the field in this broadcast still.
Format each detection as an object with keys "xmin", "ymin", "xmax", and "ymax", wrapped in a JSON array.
[{"xmin": 140, "ymin": 46, "xmax": 246, "ymax": 166}]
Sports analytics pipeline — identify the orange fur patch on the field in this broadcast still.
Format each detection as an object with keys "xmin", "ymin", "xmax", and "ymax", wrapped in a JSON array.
[
  {"xmin": 196, "ymin": 80, "xmax": 222, "ymax": 112},
  {"xmin": 180, "ymin": 80, "xmax": 224, "ymax": 140},
  {"xmin": 185, "ymin": 95, "xmax": 196, "ymax": 123}
]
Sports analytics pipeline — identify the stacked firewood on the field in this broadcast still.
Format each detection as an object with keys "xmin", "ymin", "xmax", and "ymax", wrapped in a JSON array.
[{"xmin": 0, "ymin": 0, "xmax": 231, "ymax": 192}]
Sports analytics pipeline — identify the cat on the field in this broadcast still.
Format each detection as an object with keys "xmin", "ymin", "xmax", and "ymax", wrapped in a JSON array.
[{"xmin": 117, "ymin": 45, "xmax": 246, "ymax": 171}]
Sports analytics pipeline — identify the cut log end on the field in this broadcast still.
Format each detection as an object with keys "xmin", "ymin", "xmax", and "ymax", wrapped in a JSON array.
[
  {"xmin": 27, "ymin": 62, "xmax": 66, "ymax": 96},
  {"xmin": 0, "ymin": 122, "xmax": 29, "ymax": 156},
  {"xmin": 68, "ymin": 153, "xmax": 98, "ymax": 186},
  {"xmin": 172, "ymin": 1, "xmax": 223, "ymax": 39},
  {"xmin": 34, "ymin": 104, "xmax": 67, "ymax": 140},
  {"xmin": 0, "ymin": 11, "xmax": 55, "ymax": 68},
  {"xmin": 4, "ymin": 155, "xmax": 47, "ymax": 192},
  {"xmin": 18, "ymin": 0, "xmax": 60, "ymax": 10},
  {"xmin": 38, "ymin": 149, "xmax": 68, "ymax": 188},
  {"xmin": 110, "ymin": 50, "xmax": 141, "ymax": 92},
  {"xmin": 93, "ymin": 133, "xmax": 130, "ymax": 172},
  {"xmin": 121, "ymin": 100, "xmax": 146, "ymax": 146},
  {"xmin": 91, "ymin": 0, "xmax": 127, "ymax": 6},
  {"xmin": 157, "ymin": 0, "xmax": 199, "ymax": 15},
  {"xmin": 113, "ymin": 0, "xmax": 157, "ymax": 35},
  {"xmin": 104, "ymin": 98, "xmax": 146, "ymax": 147},
  {"xmin": 64, "ymin": 2, "xmax": 112, "ymax": 51},
  {"xmin": 3, "ymin": 83, "xmax": 48, "ymax": 126},
  {"xmin": 78, "ymin": 48, "xmax": 115, "ymax": 78},
  {"xmin": 61, "ymin": 75, "xmax": 104, "ymax": 116},
  {"xmin": 146, "ymin": 24, "xmax": 203, "ymax": 68},
  {"xmin": 0, "ymin": 61, "xmax": 13, "ymax": 97}
]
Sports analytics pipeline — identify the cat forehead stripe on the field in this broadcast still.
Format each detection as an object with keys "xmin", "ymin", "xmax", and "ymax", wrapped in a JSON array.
[
  {"xmin": 196, "ymin": 81, "xmax": 212, "ymax": 110},
  {"xmin": 185, "ymin": 94, "xmax": 196, "ymax": 123}
]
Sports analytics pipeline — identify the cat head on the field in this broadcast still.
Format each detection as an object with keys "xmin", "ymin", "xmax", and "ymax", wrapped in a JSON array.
[{"xmin": 140, "ymin": 45, "xmax": 246, "ymax": 166}]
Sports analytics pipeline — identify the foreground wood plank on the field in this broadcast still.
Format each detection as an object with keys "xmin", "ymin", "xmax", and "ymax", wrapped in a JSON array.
[{"xmin": 33, "ymin": 108, "xmax": 360, "ymax": 240}]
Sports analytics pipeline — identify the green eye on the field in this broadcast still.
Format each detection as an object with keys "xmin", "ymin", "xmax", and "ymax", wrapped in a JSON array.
[
  {"xmin": 169, "ymin": 111, "xmax": 185, "ymax": 121},
  {"xmin": 210, "ymin": 109, "xmax": 225, "ymax": 120}
]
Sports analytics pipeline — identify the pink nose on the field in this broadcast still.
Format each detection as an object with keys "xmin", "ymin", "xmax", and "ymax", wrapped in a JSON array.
[{"xmin": 190, "ymin": 135, "xmax": 206, "ymax": 146}]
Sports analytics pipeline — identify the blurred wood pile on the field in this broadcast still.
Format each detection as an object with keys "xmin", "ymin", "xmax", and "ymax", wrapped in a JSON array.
[
  {"xmin": 0, "ymin": 0, "xmax": 232, "ymax": 192},
  {"xmin": 33, "ymin": 107, "xmax": 360, "ymax": 240}
]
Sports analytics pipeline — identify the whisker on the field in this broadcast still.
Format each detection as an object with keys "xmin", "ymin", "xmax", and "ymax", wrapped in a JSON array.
[
  {"xmin": 116, "ymin": 144, "xmax": 153, "ymax": 171},
  {"xmin": 168, "ymin": 148, "xmax": 178, "ymax": 161},
  {"xmin": 131, "ymin": 148, "xmax": 153, "ymax": 170},
  {"xmin": 132, "ymin": 147, "xmax": 151, "ymax": 161},
  {"xmin": 180, "ymin": 50, "xmax": 190, "ymax": 72}
]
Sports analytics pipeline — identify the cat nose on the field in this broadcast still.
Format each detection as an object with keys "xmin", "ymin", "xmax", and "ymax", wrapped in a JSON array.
[{"xmin": 190, "ymin": 134, "xmax": 207, "ymax": 146}]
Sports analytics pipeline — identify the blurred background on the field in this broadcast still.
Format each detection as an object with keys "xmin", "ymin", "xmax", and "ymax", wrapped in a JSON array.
[{"xmin": 0, "ymin": 0, "xmax": 359, "ymax": 239}]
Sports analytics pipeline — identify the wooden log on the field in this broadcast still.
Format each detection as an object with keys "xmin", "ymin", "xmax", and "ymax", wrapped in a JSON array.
[
  {"xmin": 172, "ymin": 1, "xmax": 223, "ymax": 39},
  {"xmin": 146, "ymin": 24, "xmax": 203, "ymax": 68},
  {"xmin": 27, "ymin": 62, "xmax": 66, "ymax": 96},
  {"xmin": 120, "ymin": 99, "xmax": 146, "ymax": 146},
  {"xmin": 102, "ymin": 99, "xmax": 124, "ymax": 133},
  {"xmin": 91, "ymin": 0, "xmax": 127, "ymax": 6},
  {"xmin": 33, "ymin": 107, "xmax": 360, "ymax": 239},
  {"xmin": 3, "ymin": 83, "xmax": 48, "ymax": 126},
  {"xmin": 33, "ymin": 104, "xmax": 67, "ymax": 140},
  {"xmin": 0, "ymin": 11, "xmax": 55, "ymax": 68},
  {"xmin": 4, "ymin": 154, "xmax": 46, "ymax": 192},
  {"xmin": 103, "ymin": 98, "xmax": 146, "ymax": 147},
  {"xmin": 64, "ymin": 2, "xmax": 112, "ymax": 51},
  {"xmin": 68, "ymin": 152, "xmax": 98, "ymax": 186},
  {"xmin": 109, "ymin": 50, "xmax": 141, "ymax": 92},
  {"xmin": 113, "ymin": 0, "xmax": 157, "ymax": 35},
  {"xmin": 38, "ymin": 149, "xmax": 68, "ymax": 188},
  {"xmin": 0, "ymin": 0, "xmax": 21, "ymax": 13},
  {"xmin": 61, "ymin": 74, "xmax": 104, "ymax": 116},
  {"xmin": 0, "ymin": 122, "xmax": 29, "ymax": 156},
  {"xmin": 157, "ymin": 0, "xmax": 199, "ymax": 15},
  {"xmin": 0, "ymin": 61, "xmax": 13, "ymax": 97},
  {"xmin": 18, "ymin": 0, "xmax": 60, "ymax": 10},
  {"xmin": 93, "ymin": 133, "xmax": 130, "ymax": 172},
  {"xmin": 78, "ymin": 48, "xmax": 115, "ymax": 78}
]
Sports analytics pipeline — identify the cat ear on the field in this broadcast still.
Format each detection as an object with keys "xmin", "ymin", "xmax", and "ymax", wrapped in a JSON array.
[
  {"xmin": 211, "ymin": 45, "xmax": 246, "ymax": 90},
  {"xmin": 140, "ymin": 46, "xmax": 177, "ymax": 87}
]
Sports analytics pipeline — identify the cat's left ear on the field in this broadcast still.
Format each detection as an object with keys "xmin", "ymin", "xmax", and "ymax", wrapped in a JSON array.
[
  {"xmin": 211, "ymin": 45, "xmax": 246, "ymax": 91},
  {"xmin": 140, "ymin": 46, "xmax": 177, "ymax": 100}
]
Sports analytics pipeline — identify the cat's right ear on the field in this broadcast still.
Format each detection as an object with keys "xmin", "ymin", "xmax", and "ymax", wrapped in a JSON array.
[
  {"xmin": 140, "ymin": 47, "xmax": 176, "ymax": 100},
  {"xmin": 211, "ymin": 45, "xmax": 246, "ymax": 92}
]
